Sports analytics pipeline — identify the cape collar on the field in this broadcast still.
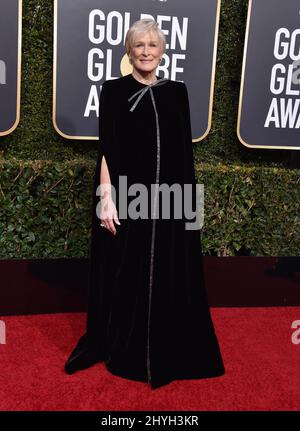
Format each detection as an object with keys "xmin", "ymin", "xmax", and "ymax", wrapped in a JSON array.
[{"xmin": 128, "ymin": 78, "xmax": 169, "ymax": 112}]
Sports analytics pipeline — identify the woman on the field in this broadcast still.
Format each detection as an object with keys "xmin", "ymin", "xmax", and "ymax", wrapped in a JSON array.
[{"xmin": 65, "ymin": 18, "xmax": 225, "ymax": 389}]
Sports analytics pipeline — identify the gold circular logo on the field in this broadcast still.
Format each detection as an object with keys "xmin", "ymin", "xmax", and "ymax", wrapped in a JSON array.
[{"xmin": 120, "ymin": 54, "xmax": 133, "ymax": 76}]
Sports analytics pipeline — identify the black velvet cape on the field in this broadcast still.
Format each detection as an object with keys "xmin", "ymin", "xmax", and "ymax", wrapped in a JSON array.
[{"xmin": 65, "ymin": 73, "xmax": 225, "ymax": 389}]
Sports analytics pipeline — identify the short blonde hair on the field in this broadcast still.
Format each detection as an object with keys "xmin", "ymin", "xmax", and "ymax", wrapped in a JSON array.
[{"xmin": 125, "ymin": 18, "xmax": 166, "ymax": 54}]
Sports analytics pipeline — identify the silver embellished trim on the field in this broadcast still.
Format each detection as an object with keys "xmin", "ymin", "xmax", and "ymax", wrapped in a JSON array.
[{"xmin": 128, "ymin": 77, "xmax": 168, "ymax": 386}]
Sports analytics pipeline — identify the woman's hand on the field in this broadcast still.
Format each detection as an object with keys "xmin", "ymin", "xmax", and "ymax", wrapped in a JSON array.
[{"xmin": 100, "ymin": 192, "xmax": 121, "ymax": 235}]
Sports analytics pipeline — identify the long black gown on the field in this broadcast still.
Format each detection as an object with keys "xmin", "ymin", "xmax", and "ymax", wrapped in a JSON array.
[{"xmin": 64, "ymin": 73, "xmax": 225, "ymax": 389}]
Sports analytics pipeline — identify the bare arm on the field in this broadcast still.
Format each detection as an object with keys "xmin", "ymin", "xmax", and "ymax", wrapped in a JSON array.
[
  {"xmin": 99, "ymin": 155, "xmax": 120, "ymax": 235},
  {"xmin": 100, "ymin": 155, "xmax": 112, "ymax": 198}
]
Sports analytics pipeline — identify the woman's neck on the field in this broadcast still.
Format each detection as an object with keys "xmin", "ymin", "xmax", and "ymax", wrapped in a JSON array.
[{"xmin": 132, "ymin": 70, "xmax": 157, "ymax": 85}]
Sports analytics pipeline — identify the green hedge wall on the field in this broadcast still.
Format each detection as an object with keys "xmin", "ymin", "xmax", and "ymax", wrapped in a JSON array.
[
  {"xmin": 0, "ymin": 159, "xmax": 299, "ymax": 257},
  {"xmin": 0, "ymin": 0, "xmax": 299, "ymax": 257}
]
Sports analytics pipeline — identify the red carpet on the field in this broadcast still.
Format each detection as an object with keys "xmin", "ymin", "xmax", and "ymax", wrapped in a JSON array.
[{"xmin": 1, "ymin": 307, "xmax": 300, "ymax": 410}]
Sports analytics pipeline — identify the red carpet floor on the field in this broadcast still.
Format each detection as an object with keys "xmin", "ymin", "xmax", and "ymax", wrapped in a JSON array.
[{"xmin": 1, "ymin": 307, "xmax": 300, "ymax": 411}]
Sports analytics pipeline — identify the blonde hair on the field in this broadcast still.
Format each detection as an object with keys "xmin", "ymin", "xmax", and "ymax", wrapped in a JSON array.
[{"xmin": 125, "ymin": 18, "xmax": 166, "ymax": 54}]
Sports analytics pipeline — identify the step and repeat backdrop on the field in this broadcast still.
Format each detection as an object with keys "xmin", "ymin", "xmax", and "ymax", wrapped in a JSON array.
[
  {"xmin": 53, "ymin": 0, "xmax": 220, "ymax": 141},
  {"xmin": 238, "ymin": 0, "xmax": 300, "ymax": 149},
  {"xmin": 1, "ymin": 0, "xmax": 300, "ymax": 150},
  {"xmin": 0, "ymin": 0, "xmax": 22, "ymax": 137}
]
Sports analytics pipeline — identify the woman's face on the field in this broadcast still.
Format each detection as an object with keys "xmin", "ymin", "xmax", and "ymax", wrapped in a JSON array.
[{"xmin": 129, "ymin": 30, "xmax": 163, "ymax": 74}]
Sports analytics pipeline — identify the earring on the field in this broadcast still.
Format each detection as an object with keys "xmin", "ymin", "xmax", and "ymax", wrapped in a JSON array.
[{"xmin": 128, "ymin": 57, "xmax": 132, "ymax": 64}]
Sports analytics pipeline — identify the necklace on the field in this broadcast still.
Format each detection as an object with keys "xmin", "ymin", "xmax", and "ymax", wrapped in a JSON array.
[{"xmin": 131, "ymin": 72, "xmax": 157, "ymax": 86}]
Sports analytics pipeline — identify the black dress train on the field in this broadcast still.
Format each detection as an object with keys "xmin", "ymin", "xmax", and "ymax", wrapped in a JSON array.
[{"xmin": 64, "ymin": 74, "xmax": 225, "ymax": 389}]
